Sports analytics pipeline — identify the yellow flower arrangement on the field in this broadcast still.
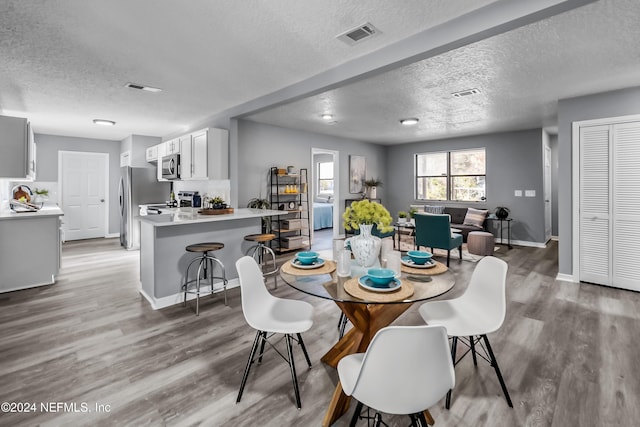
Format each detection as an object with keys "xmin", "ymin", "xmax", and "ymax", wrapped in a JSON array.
[{"xmin": 342, "ymin": 200, "xmax": 394, "ymax": 233}]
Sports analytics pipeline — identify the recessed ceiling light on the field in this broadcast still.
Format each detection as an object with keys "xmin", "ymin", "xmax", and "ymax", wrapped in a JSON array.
[
  {"xmin": 400, "ymin": 118, "xmax": 419, "ymax": 126},
  {"xmin": 125, "ymin": 82, "xmax": 162, "ymax": 93},
  {"xmin": 321, "ymin": 114, "xmax": 333, "ymax": 121},
  {"xmin": 93, "ymin": 119, "xmax": 116, "ymax": 126}
]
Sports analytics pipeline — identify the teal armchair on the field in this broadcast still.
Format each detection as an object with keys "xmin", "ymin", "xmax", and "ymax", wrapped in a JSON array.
[{"xmin": 414, "ymin": 213, "xmax": 463, "ymax": 266}]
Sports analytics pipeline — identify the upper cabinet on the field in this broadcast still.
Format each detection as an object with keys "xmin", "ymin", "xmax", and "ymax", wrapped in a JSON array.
[
  {"xmin": 0, "ymin": 115, "xmax": 36, "ymax": 180},
  {"xmin": 145, "ymin": 145, "xmax": 158, "ymax": 163},
  {"xmin": 149, "ymin": 127, "xmax": 228, "ymax": 181},
  {"xmin": 165, "ymin": 138, "xmax": 181, "ymax": 155}
]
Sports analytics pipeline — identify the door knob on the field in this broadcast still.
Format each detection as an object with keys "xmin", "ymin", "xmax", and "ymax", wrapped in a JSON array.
[{"xmin": 100, "ymin": 199, "xmax": 105, "ymax": 202}]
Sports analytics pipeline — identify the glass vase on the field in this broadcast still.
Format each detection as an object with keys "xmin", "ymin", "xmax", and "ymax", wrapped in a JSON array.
[{"xmin": 349, "ymin": 223, "xmax": 381, "ymax": 267}]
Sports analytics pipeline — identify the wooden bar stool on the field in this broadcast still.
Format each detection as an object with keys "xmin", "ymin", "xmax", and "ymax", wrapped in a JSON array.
[
  {"xmin": 183, "ymin": 242, "xmax": 228, "ymax": 315},
  {"xmin": 244, "ymin": 233, "xmax": 278, "ymax": 288}
]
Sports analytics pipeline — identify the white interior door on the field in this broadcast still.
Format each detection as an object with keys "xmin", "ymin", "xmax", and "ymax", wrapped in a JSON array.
[
  {"xmin": 611, "ymin": 122, "xmax": 640, "ymax": 291},
  {"xmin": 60, "ymin": 151, "xmax": 108, "ymax": 240}
]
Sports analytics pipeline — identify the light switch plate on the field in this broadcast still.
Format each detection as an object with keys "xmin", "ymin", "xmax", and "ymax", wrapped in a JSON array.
[
  {"xmin": 525, "ymin": 190, "xmax": 536, "ymax": 197},
  {"xmin": 515, "ymin": 190, "xmax": 522, "ymax": 197}
]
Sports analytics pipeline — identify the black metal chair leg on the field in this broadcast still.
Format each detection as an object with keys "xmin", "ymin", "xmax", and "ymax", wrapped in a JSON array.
[
  {"xmin": 257, "ymin": 331, "xmax": 267, "ymax": 364},
  {"xmin": 297, "ymin": 333, "xmax": 312, "ymax": 368},
  {"xmin": 285, "ymin": 334, "xmax": 302, "ymax": 409},
  {"xmin": 349, "ymin": 401, "xmax": 363, "ymax": 427},
  {"xmin": 417, "ymin": 412, "xmax": 429, "ymax": 427},
  {"xmin": 482, "ymin": 334, "xmax": 513, "ymax": 407},
  {"xmin": 470, "ymin": 335, "xmax": 478, "ymax": 366},
  {"xmin": 236, "ymin": 330, "xmax": 262, "ymax": 403},
  {"xmin": 445, "ymin": 336, "xmax": 458, "ymax": 409},
  {"xmin": 446, "ymin": 250, "xmax": 450, "ymax": 267},
  {"xmin": 458, "ymin": 245, "xmax": 462, "ymax": 260}
]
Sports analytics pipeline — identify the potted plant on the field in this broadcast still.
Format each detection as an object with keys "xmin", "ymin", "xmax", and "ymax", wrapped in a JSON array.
[
  {"xmin": 363, "ymin": 177, "xmax": 382, "ymax": 199},
  {"xmin": 247, "ymin": 197, "xmax": 272, "ymax": 233},
  {"xmin": 211, "ymin": 196, "xmax": 226, "ymax": 209},
  {"xmin": 33, "ymin": 188, "xmax": 49, "ymax": 204},
  {"xmin": 495, "ymin": 206, "xmax": 510, "ymax": 219},
  {"xmin": 408, "ymin": 207, "xmax": 418, "ymax": 225},
  {"xmin": 343, "ymin": 200, "xmax": 394, "ymax": 267},
  {"xmin": 398, "ymin": 210, "xmax": 408, "ymax": 224}
]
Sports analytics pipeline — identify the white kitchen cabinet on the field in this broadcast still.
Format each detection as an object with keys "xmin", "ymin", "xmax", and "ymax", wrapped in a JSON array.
[
  {"xmin": 154, "ymin": 127, "xmax": 228, "ymax": 181},
  {"xmin": 207, "ymin": 127, "xmax": 229, "ymax": 180},
  {"xmin": 146, "ymin": 145, "xmax": 158, "ymax": 163},
  {"xmin": 0, "ymin": 114, "xmax": 35, "ymax": 180},
  {"xmin": 165, "ymin": 138, "xmax": 181, "ymax": 155},
  {"xmin": 180, "ymin": 130, "xmax": 208, "ymax": 180},
  {"xmin": 0, "ymin": 207, "xmax": 64, "ymax": 293}
]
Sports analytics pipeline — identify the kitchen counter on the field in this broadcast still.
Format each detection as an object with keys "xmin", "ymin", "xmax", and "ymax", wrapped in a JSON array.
[
  {"xmin": 138, "ymin": 207, "xmax": 287, "ymax": 309},
  {"xmin": 137, "ymin": 207, "xmax": 285, "ymax": 226},
  {"xmin": 0, "ymin": 204, "xmax": 64, "ymax": 220},
  {"xmin": 0, "ymin": 204, "xmax": 64, "ymax": 293}
]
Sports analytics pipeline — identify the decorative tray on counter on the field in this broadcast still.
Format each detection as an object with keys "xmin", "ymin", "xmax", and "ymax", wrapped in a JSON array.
[{"xmin": 198, "ymin": 208, "xmax": 235, "ymax": 215}]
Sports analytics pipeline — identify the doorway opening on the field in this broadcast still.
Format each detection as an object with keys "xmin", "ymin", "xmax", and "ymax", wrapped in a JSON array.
[{"xmin": 310, "ymin": 148, "xmax": 339, "ymax": 251}]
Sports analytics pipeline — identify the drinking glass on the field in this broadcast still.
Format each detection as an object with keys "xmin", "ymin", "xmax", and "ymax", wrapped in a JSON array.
[
  {"xmin": 337, "ymin": 249, "xmax": 352, "ymax": 277},
  {"xmin": 333, "ymin": 239, "xmax": 345, "ymax": 261},
  {"xmin": 386, "ymin": 250, "xmax": 402, "ymax": 278},
  {"xmin": 380, "ymin": 238, "xmax": 393, "ymax": 264}
]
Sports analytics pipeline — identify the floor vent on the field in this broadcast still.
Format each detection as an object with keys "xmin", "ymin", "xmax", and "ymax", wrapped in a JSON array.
[
  {"xmin": 337, "ymin": 23, "xmax": 380, "ymax": 45},
  {"xmin": 452, "ymin": 88, "xmax": 480, "ymax": 98}
]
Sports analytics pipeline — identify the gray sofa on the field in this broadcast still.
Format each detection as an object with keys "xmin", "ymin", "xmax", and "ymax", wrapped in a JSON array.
[{"xmin": 443, "ymin": 207, "xmax": 487, "ymax": 242}]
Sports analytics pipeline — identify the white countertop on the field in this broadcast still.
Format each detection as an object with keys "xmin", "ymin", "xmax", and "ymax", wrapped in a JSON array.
[
  {"xmin": 0, "ymin": 204, "xmax": 64, "ymax": 220},
  {"xmin": 137, "ymin": 207, "xmax": 286, "ymax": 227}
]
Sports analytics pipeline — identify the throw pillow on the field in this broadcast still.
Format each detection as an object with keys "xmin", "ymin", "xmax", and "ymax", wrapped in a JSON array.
[
  {"xmin": 463, "ymin": 208, "xmax": 488, "ymax": 227},
  {"xmin": 424, "ymin": 205, "xmax": 445, "ymax": 214}
]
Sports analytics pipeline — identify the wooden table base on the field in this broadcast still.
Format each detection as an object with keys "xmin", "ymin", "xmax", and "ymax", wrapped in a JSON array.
[{"xmin": 321, "ymin": 302, "xmax": 434, "ymax": 426}]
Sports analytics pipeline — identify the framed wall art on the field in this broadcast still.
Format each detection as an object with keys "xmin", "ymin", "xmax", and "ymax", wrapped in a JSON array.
[{"xmin": 349, "ymin": 155, "xmax": 366, "ymax": 194}]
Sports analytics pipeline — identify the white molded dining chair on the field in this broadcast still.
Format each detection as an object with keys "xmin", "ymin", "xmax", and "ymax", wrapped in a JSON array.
[
  {"xmin": 337, "ymin": 325, "xmax": 455, "ymax": 426},
  {"xmin": 235, "ymin": 256, "xmax": 314, "ymax": 409},
  {"xmin": 418, "ymin": 256, "xmax": 512, "ymax": 409}
]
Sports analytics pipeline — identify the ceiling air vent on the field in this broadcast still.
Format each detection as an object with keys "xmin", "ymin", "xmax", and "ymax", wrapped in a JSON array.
[
  {"xmin": 337, "ymin": 22, "xmax": 380, "ymax": 45},
  {"xmin": 451, "ymin": 88, "xmax": 480, "ymax": 98},
  {"xmin": 125, "ymin": 82, "xmax": 162, "ymax": 93}
]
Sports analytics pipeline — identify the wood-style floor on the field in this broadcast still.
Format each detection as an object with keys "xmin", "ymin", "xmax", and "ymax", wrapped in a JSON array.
[{"xmin": 1, "ymin": 237, "xmax": 639, "ymax": 426}]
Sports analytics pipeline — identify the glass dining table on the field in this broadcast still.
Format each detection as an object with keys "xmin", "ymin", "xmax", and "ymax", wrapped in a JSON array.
[{"xmin": 280, "ymin": 258, "xmax": 456, "ymax": 427}]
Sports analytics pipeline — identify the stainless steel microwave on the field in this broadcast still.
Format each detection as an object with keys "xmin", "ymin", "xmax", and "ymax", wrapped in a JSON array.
[{"xmin": 161, "ymin": 154, "xmax": 180, "ymax": 180}]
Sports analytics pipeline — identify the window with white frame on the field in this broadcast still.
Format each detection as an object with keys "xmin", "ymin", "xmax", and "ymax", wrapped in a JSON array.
[
  {"xmin": 317, "ymin": 161, "xmax": 334, "ymax": 195},
  {"xmin": 415, "ymin": 148, "xmax": 486, "ymax": 201}
]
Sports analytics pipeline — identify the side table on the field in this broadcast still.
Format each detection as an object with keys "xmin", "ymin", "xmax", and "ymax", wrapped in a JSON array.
[
  {"xmin": 486, "ymin": 217, "xmax": 512, "ymax": 248},
  {"xmin": 394, "ymin": 223, "xmax": 415, "ymax": 250}
]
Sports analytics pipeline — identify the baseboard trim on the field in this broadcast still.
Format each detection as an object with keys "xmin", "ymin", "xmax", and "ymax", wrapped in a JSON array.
[
  {"xmin": 556, "ymin": 273, "xmax": 578, "ymax": 283},
  {"xmin": 497, "ymin": 239, "xmax": 547, "ymax": 248},
  {"xmin": 139, "ymin": 279, "xmax": 240, "ymax": 310},
  {"xmin": 105, "ymin": 233, "xmax": 120, "ymax": 239}
]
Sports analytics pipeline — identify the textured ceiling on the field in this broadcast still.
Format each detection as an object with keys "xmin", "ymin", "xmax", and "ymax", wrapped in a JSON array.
[
  {"xmin": 246, "ymin": 0, "xmax": 640, "ymax": 144},
  {"xmin": 0, "ymin": 0, "xmax": 496, "ymax": 140}
]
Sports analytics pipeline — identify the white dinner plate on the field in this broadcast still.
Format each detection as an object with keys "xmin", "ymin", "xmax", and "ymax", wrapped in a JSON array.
[
  {"xmin": 290, "ymin": 258, "xmax": 325, "ymax": 269},
  {"xmin": 400, "ymin": 256, "xmax": 437, "ymax": 269},
  {"xmin": 358, "ymin": 276, "xmax": 402, "ymax": 292}
]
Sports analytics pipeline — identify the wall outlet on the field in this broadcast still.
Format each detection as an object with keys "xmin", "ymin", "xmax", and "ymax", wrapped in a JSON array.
[
  {"xmin": 525, "ymin": 190, "xmax": 536, "ymax": 197},
  {"xmin": 514, "ymin": 190, "xmax": 522, "ymax": 197}
]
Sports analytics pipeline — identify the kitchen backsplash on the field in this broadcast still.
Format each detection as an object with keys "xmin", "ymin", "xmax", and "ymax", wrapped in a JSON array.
[{"xmin": 173, "ymin": 180, "xmax": 230, "ymax": 205}]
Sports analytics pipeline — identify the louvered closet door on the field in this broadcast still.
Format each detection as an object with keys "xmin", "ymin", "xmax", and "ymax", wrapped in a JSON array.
[
  {"xmin": 579, "ymin": 125, "xmax": 610, "ymax": 285},
  {"xmin": 612, "ymin": 122, "xmax": 640, "ymax": 291}
]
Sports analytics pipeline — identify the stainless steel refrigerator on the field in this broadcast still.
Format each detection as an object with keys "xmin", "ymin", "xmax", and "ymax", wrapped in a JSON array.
[{"xmin": 119, "ymin": 167, "xmax": 170, "ymax": 250}]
